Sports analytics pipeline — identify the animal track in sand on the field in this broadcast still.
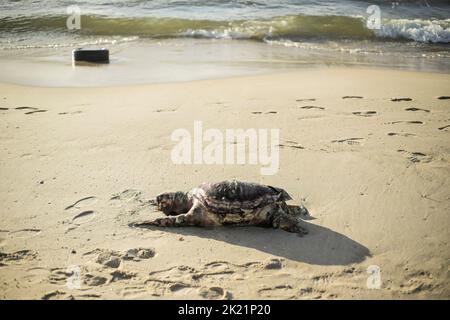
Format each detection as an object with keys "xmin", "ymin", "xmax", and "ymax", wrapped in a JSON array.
[
  {"xmin": 342, "ymin": 96, "xmax": 363, "ymax": 99},
  {"xmin": 352, "ymin": 111, "xmax": 377, "ymax": 117},
  {"xmin": 391, "ymin": 97, "xmax": 412, "ymax": 102},
  {"xmin": 331, "ymin": 138, "xmax": 364, "ymax": 145},
  {"xmin": 405, "ymin": 107, "xmax": 429, "ymax": 112},
  {"xmin": 387, "ymin": 132, "xmax": 416, "ymax": 137},
  {"xmin": 438, "ymin": 125, "xmax": 450, "ymax": 131},
  {"xmin": 397, "ymin": 149, "xmax": 431, "ymax": 163},
  {"xmin": 0, "ymin": 107, "xmax": 8, "ymax": 110},
  {"xmin": 65, "ymin": 196, "xmax": 98, "ymax": 210},
  {"xmin": 300, "ymin": 106, "xmax": 325, "ymax": 110},
  {"xmin": 436, "ymin": 96, "xmax": 450, "ymax": 100}
]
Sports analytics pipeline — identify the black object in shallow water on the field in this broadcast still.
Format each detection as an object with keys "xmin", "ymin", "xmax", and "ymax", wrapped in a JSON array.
[{"xmin": 72, "ymin": 48, "xmax": 109, "ymax": 64}]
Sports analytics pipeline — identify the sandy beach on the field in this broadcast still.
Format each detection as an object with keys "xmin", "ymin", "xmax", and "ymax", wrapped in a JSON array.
[{"xmin": 0, "ymin": 67, "xmax": 449, "ymax": 299}]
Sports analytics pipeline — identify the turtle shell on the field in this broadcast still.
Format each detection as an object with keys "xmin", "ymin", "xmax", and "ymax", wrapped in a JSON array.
[{"xmin": 191, "ymin": 180, "xmax": 292, "ymax": 214}]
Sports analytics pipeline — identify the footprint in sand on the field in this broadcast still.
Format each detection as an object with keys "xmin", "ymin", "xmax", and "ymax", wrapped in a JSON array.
[
  {"xmin": 65, "ymin": 196, "xmax": 98, "ymax": 210},
  {"xmin": 48, "ymin": 268, "xmax": 74, "ymax": 285},
  {"xmin": 199, "ymin": 286, "xmax": 231, "ymax": 300},
  {"xmin": 169, "ymin": 282, "xmax": 193, "ymax": 293},
  {"xmin": 58, "ymin": 111, "xmax": 83, "ymax": 115},
  {"xmin": 263, "ymin": 258, "xmax": 284, "ymax": 270},
  {"xmin": 397, "ymin": 150, "xmax": 431, "ymax": 163},
  {"xmin": 258, "ymin": 284, "xmax": 296, "ymax": 299},
  {"xmin": 25, "ymin": 109, "xmax": 47, "ymax": 115},
  {"xmin": 389, "ymin": 120, "xmax": 423, "ymax": 125},
  {"xmin": 405, "ymin": 107, "xmax": 430, "ymax": 113},
  {"xmin": 352, "ymin": 111, "xmax": 377, "ymax": 117},
  {"xmin": 41, "ymin": 290, "xmax": 67, "ymax": 300},
  {"xmin": 76, "ymin": 294, "xmax": 102, "ymax": 299},
  {"xmin": 15, "ymin": 106, "xmax": 38, "ymax": 110},
  {"xmin": 0, "ymin": 250, "xmax": 37, "ymax": 266},
  {"xmin": 95, "ymin": 251, "xmax": 123, "ymax": 269},
  {"xmin": 391, "ymin": 97, "xmax": 413, "ymax": 102},
  {"xmin": 296, "ymin": 98, "xmax": 316, "ymax": 102},
  {"xmin": 154, "ymin": 108, "xmax": 177, "ymax": 113},
  {"xmin": 331, "ymin": 138, "xmax": 364, "ymax": 145},
  {"xmin": 342, "ymin": 96, "xmax": 363, "ymax": 99},
  {"xmin": 250, "ymin": 111, "xmax": 277, "ymax": 114},
  {"xmin": 279, "ymin": 140, "xmax": 304, "ymax": 150},
  {"xmin": 8, "ymin": 228, "xmax": 41, "ymax": 239},
  {"xmin": 72, "ymin": 210, "xmax": 95, "ymax": 224},
  {"xmin": 110, "ymin": 189, "xmax": 142, "ymax": 203},
  {"xmin": 122, "ymin": 248, "xmax": 156, "ymax": 261},
  {"xmin": 120, "ymin": 286, "xmax": 148, "ymax": 298},
  {"xmin": 300, "ymin": 106, "xmax": 325, "ymax": 110},
  {"xmin": 83, "ymin": 247, "xmax": 156, "ymax": 270},
  {"xmin": 400, "ymin": 269, "xmax": 435, "ymax": 294},
  {"xmin": 83, "ymin": 274, "xmax": 108, "ymax": 286},
  {"xmin": 110, "ymin": 270, "xmax": 137, "ymax": 282},
  {"xmin": 387, "ymin": 132, "xmax": 416, "ymax": 137}
]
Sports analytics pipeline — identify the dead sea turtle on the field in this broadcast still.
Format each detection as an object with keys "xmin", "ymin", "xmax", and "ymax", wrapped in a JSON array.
[{"xmin": 136, "ymin": 180, "xmax": 308, "ymax": 235}]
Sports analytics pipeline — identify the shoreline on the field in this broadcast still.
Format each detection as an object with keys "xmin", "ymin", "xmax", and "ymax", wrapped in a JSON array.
[{"xmin": 1, "ymin": 38, "xmax": 450, "ymax": 88}]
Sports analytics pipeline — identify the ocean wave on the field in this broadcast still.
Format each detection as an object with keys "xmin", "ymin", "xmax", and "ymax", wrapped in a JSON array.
[
  {"xmin": 1, "ymin": 14, "xmax": 449, "ymax": 44},
  {"xmin": 376, "ymin": 19, "xmax": 450, "ymax": 43}
]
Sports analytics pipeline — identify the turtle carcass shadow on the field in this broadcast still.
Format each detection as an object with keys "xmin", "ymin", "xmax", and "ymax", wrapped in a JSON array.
[{"xmin": 138, "ymin": 221, "xmax": 371, "ymax": 266}]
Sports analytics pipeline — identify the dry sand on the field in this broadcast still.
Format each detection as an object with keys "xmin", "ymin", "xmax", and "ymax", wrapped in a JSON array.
[{"xmin": 0, "ymin": 67, "xmax": 449, "ymax": 299}]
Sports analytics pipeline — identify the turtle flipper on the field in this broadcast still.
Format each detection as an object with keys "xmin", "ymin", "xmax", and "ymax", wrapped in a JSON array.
[
  {"xmin": 135, "ymin": 213, "xmax": 194, "ymax": 228},
  {"xmin": 272, "ymin": 210, "xmax": 308, "ymax": 236},
  {"xmin": 134, "ymin": 203, "xmax": 204, "ymax": 228}
]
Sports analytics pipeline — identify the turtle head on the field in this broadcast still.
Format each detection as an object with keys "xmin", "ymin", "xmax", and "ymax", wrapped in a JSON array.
[{"xmin": 156, "ymin": 191, "xmax": 193, "ymax": 215}]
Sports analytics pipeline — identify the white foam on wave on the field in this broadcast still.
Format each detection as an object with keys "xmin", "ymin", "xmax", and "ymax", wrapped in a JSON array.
[
  {"xmin": 0, "ymin": 36, "xmax": 140, "ymax": 50},
  {"xmin": 376, "ymin": 19, "xmax": 450, "ymax": 43}
]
